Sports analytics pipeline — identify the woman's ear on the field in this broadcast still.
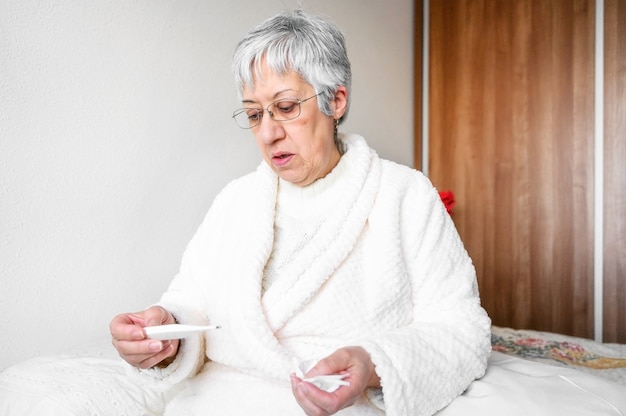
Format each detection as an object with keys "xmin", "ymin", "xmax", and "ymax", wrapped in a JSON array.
[{"xmin": 332, "ymin": 85, "xmax": 348, "ymax": 120}]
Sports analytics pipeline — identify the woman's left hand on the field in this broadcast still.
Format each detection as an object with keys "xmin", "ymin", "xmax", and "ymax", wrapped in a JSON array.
[{"xmin": 290, "ymin": 346, "xmax": 380, "ymax": 416}]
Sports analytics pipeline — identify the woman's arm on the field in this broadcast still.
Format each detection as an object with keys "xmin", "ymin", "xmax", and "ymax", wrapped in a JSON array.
[{"xmin": 357, "ymin": 170, "xmax": 491, "ymax": 416}]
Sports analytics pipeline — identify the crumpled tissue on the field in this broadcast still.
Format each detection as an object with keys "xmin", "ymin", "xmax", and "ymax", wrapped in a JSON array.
[{"xmin": 295, "ymin": 359, "xmax": 350, "ymax": 393}]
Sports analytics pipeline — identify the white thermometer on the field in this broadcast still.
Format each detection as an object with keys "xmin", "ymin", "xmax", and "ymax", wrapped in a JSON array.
[{"xmin": 144, "ymin": 324, "xmax": 221, "ymax": 340}]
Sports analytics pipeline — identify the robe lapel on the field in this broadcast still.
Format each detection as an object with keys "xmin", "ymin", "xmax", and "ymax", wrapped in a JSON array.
[
  {"xmin": 221, "ymin": 136, "xmax": 382, "ymax": 378},
  {"xmin": 227, "ymin": 162, "xmax": 299, "ymax": 374},
  {"xmin": 262, "ymin": 136, "xmax": 381, "ymax": 333}
]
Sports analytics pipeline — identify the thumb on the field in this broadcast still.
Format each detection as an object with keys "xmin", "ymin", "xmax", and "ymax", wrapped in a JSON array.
[
  {"xmin": 307, "ymin": 355, "xmax": 343, "ymax": 378},
  {"xmin": 144, "ymin": 306, "xmax": 172, "ymax": 327}
]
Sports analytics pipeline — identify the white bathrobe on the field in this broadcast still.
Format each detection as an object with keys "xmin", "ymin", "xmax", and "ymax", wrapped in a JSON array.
[{"xmin": 137, "ymin": 134, "xmax": 491, "ymax": 415}]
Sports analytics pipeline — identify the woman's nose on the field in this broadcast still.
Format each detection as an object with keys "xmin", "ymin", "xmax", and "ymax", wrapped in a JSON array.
[{"xmin": 255, "ymin": 114, "xmax": 284, "ymax": 144}]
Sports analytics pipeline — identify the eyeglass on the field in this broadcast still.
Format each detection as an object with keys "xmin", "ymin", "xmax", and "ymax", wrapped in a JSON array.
[{"xmin": 232, "ymin": 93, "xmax": 321, "ymax": 129}]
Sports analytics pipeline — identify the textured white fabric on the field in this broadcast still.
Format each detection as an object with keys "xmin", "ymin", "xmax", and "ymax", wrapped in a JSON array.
[
  {"xmin": 4, "ymin": 346, "xmax": 625, "ymax": 416},
  {"xmin": 263, "ymin": 152, "xmax": 350, "ymax": 291},
  {"xmin": 133, "ymin": 134, "xmax": 491, "ymax": 415},
  {"xmin": 0, "ymin": 340, "xmax": 185, "ymax": 416}
]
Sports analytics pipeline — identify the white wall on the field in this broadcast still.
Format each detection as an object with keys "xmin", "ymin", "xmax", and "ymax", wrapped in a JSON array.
[{"xmin": 0, "ymin": 0, "xmax": 413, "ymax": 370}]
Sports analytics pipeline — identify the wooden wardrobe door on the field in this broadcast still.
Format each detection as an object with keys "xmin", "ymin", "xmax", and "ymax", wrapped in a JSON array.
[
  {"xmin": 427, "ymin": 0, "xmax": 595, "ymax": 338},
  {"xmin": 603, "ymin": 0, "xmax": 626, "ymax": 343}
]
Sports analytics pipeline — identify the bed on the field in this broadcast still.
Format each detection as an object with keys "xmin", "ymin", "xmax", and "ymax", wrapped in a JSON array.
[
  {"xmin": 440, "ymin": 326, "xmax": 626, "ymax": 415},
  {"xmin": 0, "ymin": 326, "xmax": 624, "ymax": 415}
]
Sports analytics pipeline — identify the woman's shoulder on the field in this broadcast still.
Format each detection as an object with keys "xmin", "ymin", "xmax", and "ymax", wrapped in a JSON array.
[
  {"xmin": 341, "ymin": 133, "xmax": 435, "ymax": 201},
  {"xmin": 218, "ymin": 161, "xmax": 274, "ymax": 192},
  {"xmin": 379, "ymin": 158, "xmax": 433, "ymax": 196},
  {"xmin": 210, "ymin": 161, "xmax": 277, "ymax": 210}
]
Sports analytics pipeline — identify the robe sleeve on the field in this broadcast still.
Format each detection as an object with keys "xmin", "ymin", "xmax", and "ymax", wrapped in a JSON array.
[
  {"xmin": 357, "ymin": 172, "xmax": 491, "ymax": 416},
  {"xmin": 126, "ymin": 216, "xmax": 213, "ymax": 384},
  {"xmin": 129, "ymin": 164, "xmax": 278, "ymax": 385},
  {"xmin": 131, "ymin": 184, "xmax": 235, "ymax": 384}
]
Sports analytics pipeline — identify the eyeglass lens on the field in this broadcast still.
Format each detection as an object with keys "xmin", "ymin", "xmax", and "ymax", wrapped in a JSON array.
[
  {"xmin": 233, "ymin": 99, "xmax": 301, "ymax": 129},
  {"xmin": 232, "ymin": 93, "xmax": 320, "ymax": 129}
]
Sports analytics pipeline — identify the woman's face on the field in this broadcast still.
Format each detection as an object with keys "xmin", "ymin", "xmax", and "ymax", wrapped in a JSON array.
[{"xmin": 241, "ymin": 64, "xmax": 347, "ymax": 187}]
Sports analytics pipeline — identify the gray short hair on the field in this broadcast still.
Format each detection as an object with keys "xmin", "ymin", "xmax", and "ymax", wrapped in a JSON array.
[{"xmin": 232, "ymin": 9, "xmax": 352, "ymax": 123}]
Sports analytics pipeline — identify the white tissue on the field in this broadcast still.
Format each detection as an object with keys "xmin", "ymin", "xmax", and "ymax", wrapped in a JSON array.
[{"xmin": 295, "ymin": 359, "xmax": 350, "ymax": 393}]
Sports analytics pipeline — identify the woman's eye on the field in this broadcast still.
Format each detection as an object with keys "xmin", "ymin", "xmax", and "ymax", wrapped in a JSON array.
[
  {"xmin": 276, "ymin": 101, "xmax": 297, "ymax": 114},
  {"xmin": 246, "ymin": 110, "xmax": 261, "ymax": 120}
]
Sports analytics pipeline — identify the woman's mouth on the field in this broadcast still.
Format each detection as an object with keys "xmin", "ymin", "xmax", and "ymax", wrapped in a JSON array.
[{"xmin": 272, "ymin": 152, "xmax": 294, "ymax": 167}]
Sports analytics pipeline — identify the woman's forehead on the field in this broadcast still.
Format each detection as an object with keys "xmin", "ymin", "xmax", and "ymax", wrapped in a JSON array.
[{"xmin": 242, "ymin": 68, "xmax": 310, "ymax": 101}]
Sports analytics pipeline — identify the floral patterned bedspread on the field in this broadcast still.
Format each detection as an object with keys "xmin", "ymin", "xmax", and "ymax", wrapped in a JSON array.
[{"xmin": 491, "ymin": 326, "xmax": 626, "ymax": 386}]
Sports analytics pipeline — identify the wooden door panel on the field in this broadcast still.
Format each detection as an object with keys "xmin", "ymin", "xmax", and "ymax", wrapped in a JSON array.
[
  {"xmin": 428, "ymin": 0, "xmax": 595, "ymax": 338},
  {"xmin": 603, "ymin": 0, "xmax": 626, "ymax": 343}
]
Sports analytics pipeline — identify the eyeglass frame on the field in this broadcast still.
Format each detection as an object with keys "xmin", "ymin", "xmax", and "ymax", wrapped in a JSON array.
[{"xmin": 231, "ymin": 92, "xmax": 322, "ymax": 129}]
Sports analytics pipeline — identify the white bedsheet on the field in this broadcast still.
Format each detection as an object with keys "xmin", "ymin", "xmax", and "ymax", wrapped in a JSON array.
[
  {"xmin": 438, "ymin": 352, "xmax": 626, "ymax": 415},
  {"xmin": 0, "ymin": 345, "xmax": 624, "ymax": 415}
]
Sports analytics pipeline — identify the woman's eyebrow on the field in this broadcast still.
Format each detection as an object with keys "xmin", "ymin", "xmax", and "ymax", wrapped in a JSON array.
[
  {"xmin": 241, "ymin": 99, "xmax": 260, "ymax": 105},
  {"xmin": 272, "ymin": 88, "xmax": 297, "ymax": 98},
  {"xmin": 241, "ymin": 89, "xmax": 298, "ymax": 104}
]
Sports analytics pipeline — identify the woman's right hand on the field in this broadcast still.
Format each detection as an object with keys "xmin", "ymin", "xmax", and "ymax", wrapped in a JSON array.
[{"xmin": 109, "ymin": 305, "xmax": 179, "ymax": 369}]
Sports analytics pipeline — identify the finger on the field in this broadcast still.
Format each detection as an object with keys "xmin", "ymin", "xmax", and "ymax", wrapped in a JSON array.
[
  {"xmin": 113, "ymin": 338, "xmax": 168, "ymax": 355},
  {"xmin": 144, "ymin": 306, "xmax": 175, "ymax": 327},
  {"xmin": 113, "ymin": 339, "xmax": 175, "ymax": 368},
  {"xmin": 110, "ymin": 314, "xmax": 148, "ymax": 341},
  {"xmin": 306, "ymin": 351, "xmax": 348, "ymax": 378},
  {"xmin": 291, "ymin": 375, "xmax": 329, "ymax": 416},
  {"xmin": 301, "ymin": 384, "xmax": 341, "ymax": 414},
  {"xmin": 297, "ymin": 375, "xmax": 361, "ymax": 415},
  {"xmin": 111, "ymin": 310, "xmax": 149, "ymax": 326},
  {"xmin": 136, "ymin": 342, "xmax": 178, "ymax": 369}
]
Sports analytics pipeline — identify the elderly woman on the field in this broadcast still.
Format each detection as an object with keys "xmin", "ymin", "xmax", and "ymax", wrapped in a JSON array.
[{"xmin": 110, "ymin": 9, "xmax": 491, "ymax": 416}]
